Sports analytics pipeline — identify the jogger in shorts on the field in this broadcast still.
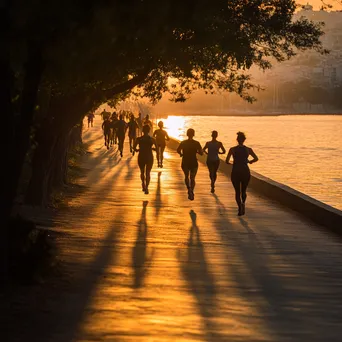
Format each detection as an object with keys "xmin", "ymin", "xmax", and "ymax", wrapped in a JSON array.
[{"xmin": 177, "ymin": 128, "xmax": 203, "ymax": 201}]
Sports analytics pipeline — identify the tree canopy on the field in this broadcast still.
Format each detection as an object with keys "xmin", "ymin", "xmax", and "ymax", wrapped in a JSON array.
[{"xmin": 9, "ymin": 0, "xmax": 326, "ymax": 109}]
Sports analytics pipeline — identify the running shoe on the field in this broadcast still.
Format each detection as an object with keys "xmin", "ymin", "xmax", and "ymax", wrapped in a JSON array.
[
  {"xmin": 145, "ymin": 188, "xmax": 149, "ymax": 195},
  {"xmin": 241, "ymin": 203, "xmax": 245, "ymax": 215},
  {"xmin": 188, "ymin": 190, "xmax": 194, "ymax": 201}
]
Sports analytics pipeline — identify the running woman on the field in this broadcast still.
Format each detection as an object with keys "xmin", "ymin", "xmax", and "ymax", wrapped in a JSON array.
[
  {"xmin": 110, "ymin": 112, "xmax": 118, "ymax": 145},
  {"xmin": 137, "ymin": 112, "xmax": 143, "ymax": 136},
  {"xmin": 226, "ymin": 131, "xmax": 258, "ymax": 216},
  {"xmin": 134, "ymin": 125, "xmax": 157, "ymax": 195},
  {"xmin": 143, "ymin": 115, "xmax": 153, "ymax": 136},
  {"xmin": 114, "ymin": 114, "xmax": 127, "ymax": 157},
  {"xmin": 87, "ymin": 112, "xmax": 95, "ymax": 127},
  {"xmin": 102, "ymin": 117, "xmax": 112, "ymax": 150},
  {"xmin": 203, "ymin": 131, "xmax": 226, "ymax": 193},
  {"xmin": 128, "ymin": 114, "xmax": 139, "ymax": 154},
  {"xmin": 101, "ymin": 109, "xmax": 110, "ymax": 121},
  {"xmin": 153, "ymin": 121, "xmax": 169, "ymax": 168},
  {"xmin": 177, "ymin": 128, "xmax": 203, "ymax": 201}
]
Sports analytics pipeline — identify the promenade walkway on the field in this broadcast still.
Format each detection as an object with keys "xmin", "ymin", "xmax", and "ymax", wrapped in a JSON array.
[{"xmin": 9, "ymin": 117, "xmax": 342, "ymax": 342}]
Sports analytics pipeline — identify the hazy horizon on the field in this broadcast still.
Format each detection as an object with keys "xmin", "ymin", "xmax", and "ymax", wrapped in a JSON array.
[{"xmin": 297, "ymin": 0, "xmax": 341, "ymax": 9}]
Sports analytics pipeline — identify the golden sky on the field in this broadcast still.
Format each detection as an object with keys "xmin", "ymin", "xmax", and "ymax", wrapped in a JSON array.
[{"xmin": 297, "ymin": 0, "xmax": 341, "ymax": 9}]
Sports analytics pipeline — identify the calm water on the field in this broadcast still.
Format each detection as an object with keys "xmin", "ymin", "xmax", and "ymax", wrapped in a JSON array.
[{"xmin": 161, "ymin": 115, "xmax": 342, "ymax": 210}]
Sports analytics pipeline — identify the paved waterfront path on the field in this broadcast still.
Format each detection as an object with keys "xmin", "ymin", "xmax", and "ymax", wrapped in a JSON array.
[{"xmin": 10, "ymin": 117, "xmax": 342, "ymax": 342}]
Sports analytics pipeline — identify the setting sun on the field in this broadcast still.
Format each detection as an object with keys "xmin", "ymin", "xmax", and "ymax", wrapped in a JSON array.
[{"xmin": 163, "ymin": 116, "xmax": 186, "ymax": 140}]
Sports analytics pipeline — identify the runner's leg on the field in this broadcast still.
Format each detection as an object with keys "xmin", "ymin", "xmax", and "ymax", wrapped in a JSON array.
[
  {"xmin": 231, "ymin": 173, "xmax": 243, "ymax": 214},
  {"xmin": 160, "ymin": 145, "xmax": 166, "ymax": 167},
  {"xmin": 118, "ymin": 134, "xmax": 125, "ymax": 156},
  {"xmin": 105, "ymin": 132, "xmax": 110, "ymax": 149},
  {"xmin": 129, "ymin": 136, "xmax": 133, "ymax": 152},
  {"xmin": 181, "ymin": 165, "xmax": 190, "ymax": 190},
  {"xmin": 189, "ymin": 166, "xmax": 198, "ymax": 191},
  {"xmin": 145, "ymin": 159, "xmax": 153, "ymax": 194},
  {"xmin": 138, "ymin": 159, "xmax": 146, "ymax": 190},
  {"xmin": 207, "ymin": 161, "xmax": 214, "ymax": 184},
  {"xmin": 241, "ymin": 173, "xmax": 250, "ymax": 204},
  {"xmin": 156, "ymin": 144, "xmax": 160, "ymax": 166},
  {"xmin": 211, "ymin": 160, "xmax": 220, "ymax": 191},
  {"xmin": 240, "ymin": 172, "xmax": 250, "ymax": 215}
]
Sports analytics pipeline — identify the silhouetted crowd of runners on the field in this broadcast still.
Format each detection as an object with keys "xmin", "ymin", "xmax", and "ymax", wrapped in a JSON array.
[{"xmin": 89, "ymin": 110, "xmax": 259, "ymax": 216}]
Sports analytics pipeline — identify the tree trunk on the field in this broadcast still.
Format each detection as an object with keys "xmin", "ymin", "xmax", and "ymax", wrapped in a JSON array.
[
  {"xmin": 25, "ymin": 129, "xmax": 56, "ymax": 206},
  {"xmin": 26, "ymin": 123, "xmax": 71, "ymax": 206},
  {"xmin": 49, "ymin": 132, "xmax": 71, "ymax": 189},
  {"xmin": 10, "ymin": 40, "xmax": 44, "ymax": 201},
  {"xmin": 0, "ymin": 1, "xmax": 13, "ymax": 282},
  {"xmin": 69, "ymin": 121, "xmax": 83, "ymax": 148}
]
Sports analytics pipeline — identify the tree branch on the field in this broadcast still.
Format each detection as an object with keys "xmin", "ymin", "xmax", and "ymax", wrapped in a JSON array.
[{"xmin": 102, "ymin": 67, "xmax": 152, "ymax": 100}]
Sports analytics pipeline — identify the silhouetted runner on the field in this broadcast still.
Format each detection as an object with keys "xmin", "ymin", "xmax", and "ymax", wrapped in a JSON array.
[
  {"xmin": 134, "ymin": 125, "xmax": 157, "ymax": 195},
  {"xmin": 114, "ymin": 114, "xmax": 128, "ymax": 157},
  {"xmin": 128, "ymin": 114, "xmax": 139, "ymax": 154},
  {"xmin": 153, "ymin": 121, "xmax": 170, "ymax": 168},
  {"xmin": 177, "ymin": 128, "xmax": 203, "ymax": 201},
  {"xmin": 226, "ymin": 131, "xmax": 258, "ymax": 216},
  {"xmin": 87, "ymin": 113, "xmax": 95, "ymax": 127},
  {"xmin": 110, "ymin": 112, "xmax": 118, "ymax": 146},
  {"xmin": 101, "ymin": 109, "xmax": 110, "ymax": 120},
  {"xmin": 203, "ymin": 130, "xmax": 226, "ymax": 193},
  {"xmin": 137, "ymin": 112, "xmax": 143, "ymax": 136},
  {"xmin": 143, "ymin": 115, "xmax": 153, "ymax": 136},
  {"xmin": 101, "ymin": 117, "xmax": 112, "ymax": 150}
]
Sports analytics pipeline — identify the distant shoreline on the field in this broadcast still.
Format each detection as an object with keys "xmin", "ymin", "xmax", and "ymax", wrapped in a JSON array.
[{"xmin": 159, "ymin": 112, "xmax": 342, "ymax": 117}]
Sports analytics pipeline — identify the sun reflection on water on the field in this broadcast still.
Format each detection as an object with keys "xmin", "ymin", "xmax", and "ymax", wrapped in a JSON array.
[
  {"xmin": 163, "ymin": 116, "xmax": 187, "ymax": 141},
  {"xmin": 159, "ymin": 114, "xmax": 342, "ymax": 210}
]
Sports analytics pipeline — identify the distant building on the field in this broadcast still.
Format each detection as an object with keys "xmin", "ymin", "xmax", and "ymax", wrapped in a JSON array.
[{"xmin": 256, "ymin": 6, "xmax": 342, "ymax": 88}]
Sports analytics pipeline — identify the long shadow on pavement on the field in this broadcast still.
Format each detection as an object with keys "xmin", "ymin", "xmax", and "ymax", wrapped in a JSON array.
[
  {"xmin": 132, "ymin": 201, "xmax": 155, "ymax": 289},
  {"xmin": 154, "ymin": 171, "xmax": 163, "ymax": 219},
  {"xmin": 205, "ymin": 194, "xmax": 342, "ymax": 342},
  {"xmin": 177, "ymin": 210, "xmax": 226, "ymax": 341},
  {"xmin": 8, "ymin": 211, "xmax": 125, "ymax": 342}
]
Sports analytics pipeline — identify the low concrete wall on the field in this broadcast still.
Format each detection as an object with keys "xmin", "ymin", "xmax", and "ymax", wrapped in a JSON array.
[{"xmin": 167, "ymin": 137, "xmax": 342, "ymax": 234}]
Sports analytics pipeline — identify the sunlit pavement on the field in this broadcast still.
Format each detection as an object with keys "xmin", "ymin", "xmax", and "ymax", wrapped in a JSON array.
[{"xmin": 15, "ymin": 117, "xmax": 342, "ymax": 342}]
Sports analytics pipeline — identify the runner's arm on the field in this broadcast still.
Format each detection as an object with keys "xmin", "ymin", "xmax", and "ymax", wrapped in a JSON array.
[
  {"xmin": 152, "ymin": 137, "xmax": 157, "ymax": 151},
  {"xmin": 165, "ymin": 131, "xmax": 170, "ymax": 141},
  {"xmin": 219, "ymin": 142, "xmax": 226, "ymax": 155},
  {"xmin": 202, "ymin": 142, "xmax": 208, "ymax": 154},
  {"xmin": 197, "ymin": 142, "xmax": 203, "ymax": 156},
  {"xmin": 226, "ymin": 148, "xmax": 233, "ymax": 164},
  {"xmin": 177, "ymin": 142, "xmax": 183, "ymax": 157},
  {"xmin": 248, "ymin": 148, "xmax": 258, "ymax": 164},
  {"xmin": 133, "ymin": 138, "xmax": 140, "ymax": 152}
]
